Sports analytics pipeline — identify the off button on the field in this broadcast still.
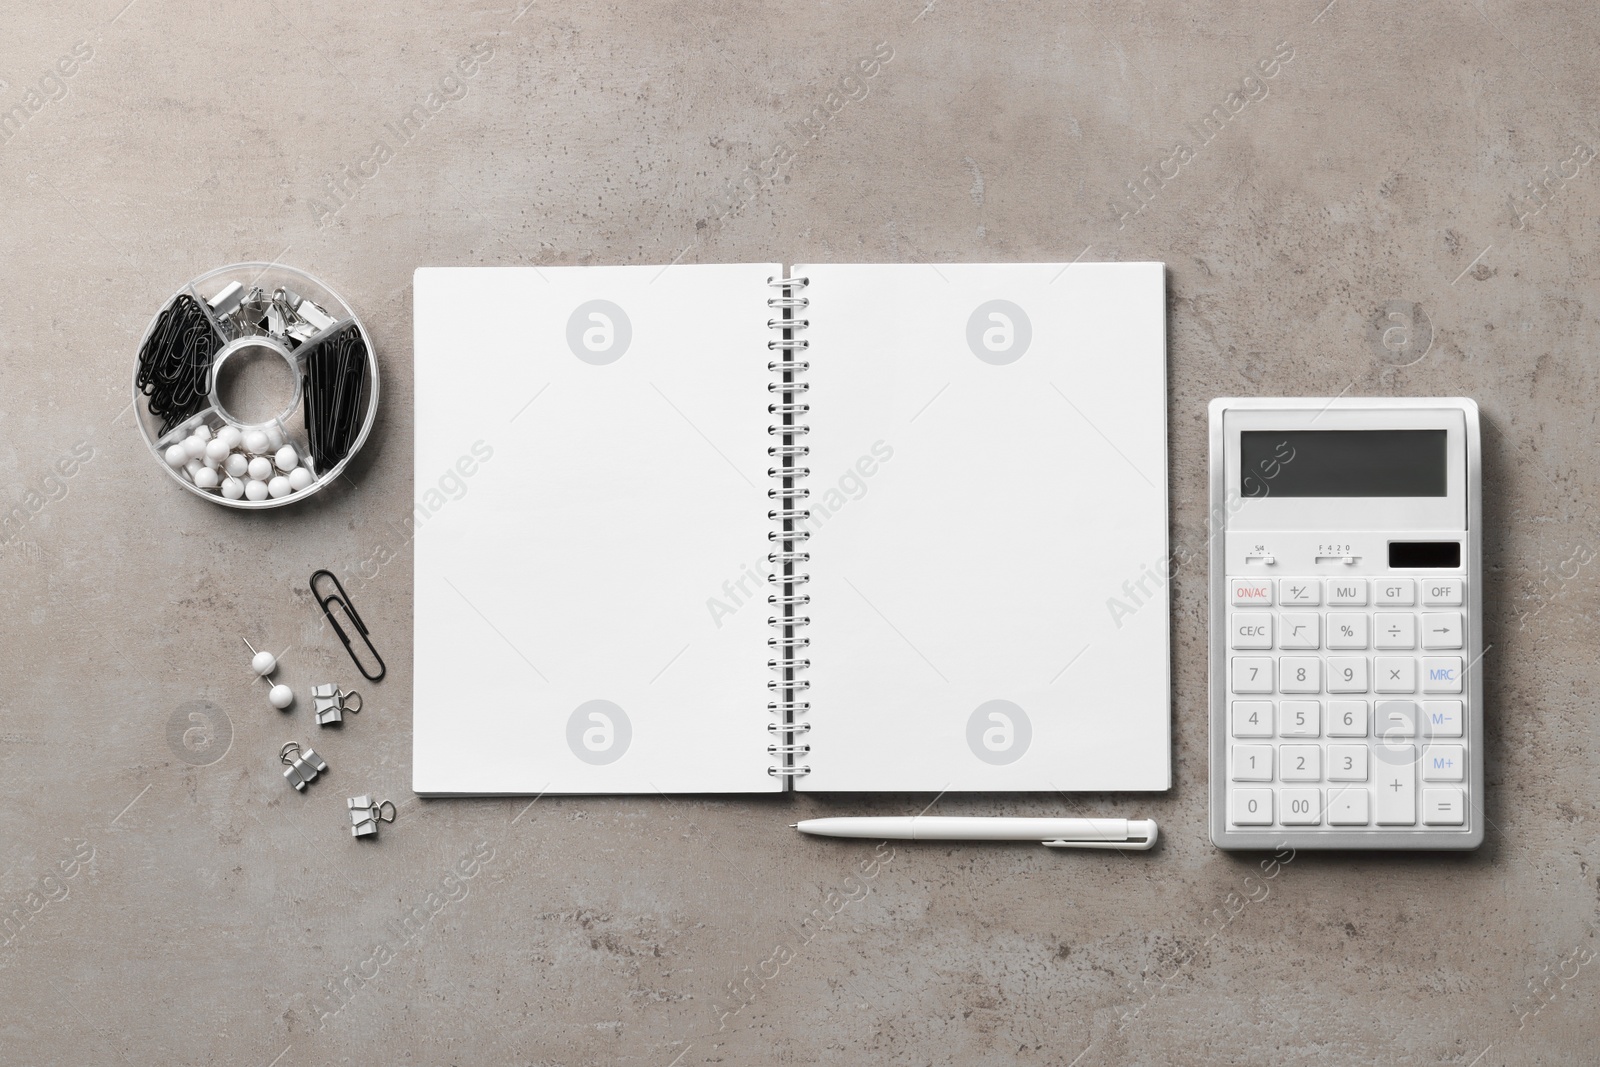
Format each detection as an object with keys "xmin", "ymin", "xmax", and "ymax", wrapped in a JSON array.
[
  {"xmin": 1230, "ymin": 579, "xmax": 1273, "ymax": 607},
  {"xmin": 1422, "ymin": 579, "xmax": 1463, "ymax": 607}
]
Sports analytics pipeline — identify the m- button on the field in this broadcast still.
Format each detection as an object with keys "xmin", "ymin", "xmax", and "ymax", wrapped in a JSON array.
[{"xmin": 1230, "ymin": 579, "xmax": 1273, "ymax": 607}]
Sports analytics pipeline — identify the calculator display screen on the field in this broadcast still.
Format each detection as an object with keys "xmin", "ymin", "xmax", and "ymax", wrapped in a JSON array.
[{"xmin": 1241, "ymin": 429, "xmax": 1448, "ymax": 498}]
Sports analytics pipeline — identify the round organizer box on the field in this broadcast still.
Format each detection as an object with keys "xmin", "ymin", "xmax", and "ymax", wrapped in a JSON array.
[{"xmin": 133, "ymin": 263, "xmax": 379, "ymax": 509}]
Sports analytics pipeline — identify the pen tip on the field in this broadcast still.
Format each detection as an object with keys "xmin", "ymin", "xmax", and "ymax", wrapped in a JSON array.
[{"xmin": 788, "ymin": 823, "xmax": 798, "ymax": 828}]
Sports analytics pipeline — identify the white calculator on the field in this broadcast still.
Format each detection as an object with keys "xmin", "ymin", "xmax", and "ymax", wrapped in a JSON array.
[{"xmin": 1208, "ymin": 398, "xmax": 1483, "ymax": 850}]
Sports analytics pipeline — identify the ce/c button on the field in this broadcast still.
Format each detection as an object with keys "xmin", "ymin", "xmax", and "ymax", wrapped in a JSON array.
[{"xmin": 1230, "ymin": 613, "xmax": 1272, "ymax": 649}]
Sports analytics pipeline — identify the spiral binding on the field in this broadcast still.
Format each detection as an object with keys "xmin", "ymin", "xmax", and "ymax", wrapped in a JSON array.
[{"xmin": 767, "ymin": 274, "xmax": 811, "ymax": 779}]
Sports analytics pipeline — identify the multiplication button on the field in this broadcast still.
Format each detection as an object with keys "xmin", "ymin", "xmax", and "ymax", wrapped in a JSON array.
[{"xmin": 1374, "ymin": 658, "xmax": 1416, "ymax": 693}]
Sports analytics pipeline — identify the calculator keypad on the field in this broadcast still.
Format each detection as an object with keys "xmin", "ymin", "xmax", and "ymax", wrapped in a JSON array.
[{"xmin": 1225, "ymin": 576, "xmax": 1469, "ymax": 832}]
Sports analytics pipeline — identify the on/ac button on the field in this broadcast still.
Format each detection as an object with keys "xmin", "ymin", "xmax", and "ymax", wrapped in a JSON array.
[{"xmin": 1230, "ymin": 579, "xmax": 1273, "ymax": 607}]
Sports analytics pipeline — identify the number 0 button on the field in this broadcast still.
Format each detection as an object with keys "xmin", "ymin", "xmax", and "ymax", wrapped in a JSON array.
[{"xmin": 1232, "ymin": 788, "xmax": 1273, "ymax": 825}]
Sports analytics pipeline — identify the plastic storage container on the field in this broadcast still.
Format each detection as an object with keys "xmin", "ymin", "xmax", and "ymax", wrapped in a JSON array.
[{"xmin": 132, "ymin": 263, "xmax": 379, "ymax": 509}]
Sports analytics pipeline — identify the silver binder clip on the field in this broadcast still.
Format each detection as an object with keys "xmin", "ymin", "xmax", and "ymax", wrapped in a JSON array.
[
  {"xmin": 208, "ymin": 280, "xmax": 246, "ymax": 318},
  {"xmin": 280, "ymin": 742, "xmax": 327, "ymax": 791},
  {"xmin": 311, "ymin": 683, "xmax": 362, "ymax": 726},
  {"xmin": 265, "ymin": 301, "xmax": 289, "ymax": 337},
  {"xmin": 348, "ymin": 795, "xmax": 396, "ymax": 838},
  {"xmin": 296, "ymin": 296, "xmax": 338, "ymax": 333}
]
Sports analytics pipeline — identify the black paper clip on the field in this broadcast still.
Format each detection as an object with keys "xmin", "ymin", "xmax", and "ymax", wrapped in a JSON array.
[{"xmin": 310, "ymin": 569, "xmax": 386, "ymax": 682}]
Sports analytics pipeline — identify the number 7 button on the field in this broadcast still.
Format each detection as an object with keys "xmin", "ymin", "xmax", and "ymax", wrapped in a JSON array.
[{"xmin": 1231, "ymin": 658, "xmax": 1273, "ymax": 693}]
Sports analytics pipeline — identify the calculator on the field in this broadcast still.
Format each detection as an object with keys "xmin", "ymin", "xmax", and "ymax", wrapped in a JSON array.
[{"xmin": 1208, "ymin": 398, "xmax": 1483, "ymax": 850}]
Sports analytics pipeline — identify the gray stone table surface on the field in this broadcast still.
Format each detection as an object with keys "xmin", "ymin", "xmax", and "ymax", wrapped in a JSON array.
[{"xmin": 2, "ymin": 1, "xmax": 1597, "ymax": 1064}]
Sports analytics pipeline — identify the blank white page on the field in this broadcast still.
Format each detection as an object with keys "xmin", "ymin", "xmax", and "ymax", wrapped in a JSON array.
[
  {"xmin": 413, "ymin": 265, "xmax": 780, "ymax": 794},
  {"xmin": 795, "ymin": 262, "xmax": 1169, "ymax": 792}
]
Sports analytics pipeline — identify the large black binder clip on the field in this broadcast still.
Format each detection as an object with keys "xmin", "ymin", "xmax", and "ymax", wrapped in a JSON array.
[{"xmin": 310, "ymin": 569, "xmax": 386, "ymax": 682}]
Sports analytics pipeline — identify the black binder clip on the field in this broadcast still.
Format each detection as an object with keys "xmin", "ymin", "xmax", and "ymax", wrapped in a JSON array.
[{"xmin": 310, "ymin": 569, "xmax": 386, "ymax": 682}]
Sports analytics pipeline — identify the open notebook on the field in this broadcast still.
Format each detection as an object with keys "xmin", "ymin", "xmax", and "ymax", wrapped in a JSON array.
[{"xmin": 413, "ymin": 262, "xmax": 1168, "ymax": 795}]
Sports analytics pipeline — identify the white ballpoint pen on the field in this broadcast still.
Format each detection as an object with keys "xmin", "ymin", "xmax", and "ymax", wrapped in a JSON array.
[{"xmin": 793, "ymin": 816, "xmax": 1159, "ymax": 850}]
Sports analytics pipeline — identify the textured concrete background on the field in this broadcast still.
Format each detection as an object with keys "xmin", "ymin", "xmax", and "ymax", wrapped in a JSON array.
[{"xmin": 1, "ymin": 1, "xmax": 1597, "ymax": 1064}]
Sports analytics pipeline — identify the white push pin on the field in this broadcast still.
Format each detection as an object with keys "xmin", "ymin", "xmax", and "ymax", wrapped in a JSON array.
[
  {"xmin": 243, "ymin": 637, "xmax": 276, "ymax": 677},
  {"xmin": 244, "ymin": 637, "xmax": 293, "ymax": 709}
]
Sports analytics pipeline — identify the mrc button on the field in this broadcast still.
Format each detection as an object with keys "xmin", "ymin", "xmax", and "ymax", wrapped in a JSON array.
[{"xmin": 1230, "ymin": 579, "xmax": 1273, "ymax": 606}]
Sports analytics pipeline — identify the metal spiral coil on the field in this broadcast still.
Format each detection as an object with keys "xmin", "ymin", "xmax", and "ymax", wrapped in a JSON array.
[{"xmin": 767, "ymin": 274, "xmax": 810, "ymax": 779}]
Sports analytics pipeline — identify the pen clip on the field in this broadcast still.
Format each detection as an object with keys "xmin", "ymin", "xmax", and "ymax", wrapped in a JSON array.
[{"xmin": 1040, "ymin": 820, "xmax": 1159, "ymax": 851}]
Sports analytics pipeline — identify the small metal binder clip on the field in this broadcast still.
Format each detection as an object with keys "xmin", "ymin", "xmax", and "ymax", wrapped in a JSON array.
[
  {"xmin": 348, "ymin": 795, "xmax": 396, "ymax": 838},
  {"xmin": 265, "ymin": 301, "xmax": 289, "ymax": 337},
  {"xmin": 208, "ymin": 280, "xmax": 245, "ymax": 318},
  {"xmin": 286, "ymin": 318, "xmax": 319, "ymax": 345},
  {"xmin": 231, "ymin": 287, "xmax": 269, "ymax": 334},
  {"xmin": 310, "ymin": 569, "xmax": 386, "ymax": 682},
  {"xmin": 296, "ymin": 297, "xmax": 338, "ymax": 333},
  {"xmin": 280, "ymin": 742, "xmax": 328, "ymax": 791},
  {"xmin": 311, "ymin": 683, "xmax": 362, "ymax": 726}
]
